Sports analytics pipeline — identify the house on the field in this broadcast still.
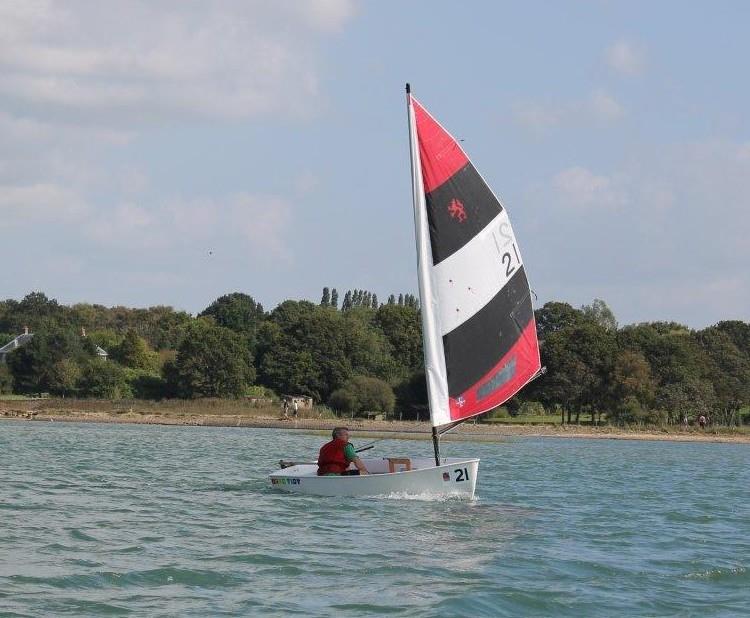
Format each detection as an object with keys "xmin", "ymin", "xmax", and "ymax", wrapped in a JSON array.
[
  {"xmin": 283, "ymin": 395, "xmax": 314, "ymax": 409},
  {"xmin": 0, "ymin": 326, "xmax": 34, "ymax": 363},
  {"xmin": 0, "ymin": 326, "xmax": 108, "ymax": 363}
]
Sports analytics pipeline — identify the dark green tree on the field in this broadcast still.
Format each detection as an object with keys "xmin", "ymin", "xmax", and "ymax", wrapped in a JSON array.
[
  {"xmin": 320, "ymin": 287, "xmax": 331, "ymax": 307},
  {"xmin": 329, "ymin": 375, "xmax": 395, "ymax": 416},
  {"xmin": 111, "ymin": 329, "xmax": 158, "ymax": 370},
  {"xmin": 78, "ymin": 359, "xmax": 132, "ymax": 399},
  {"xmin": 199, "ymin": 293, "xmax": 265, "ymax": 350},
  {"xmin": 6, "ymin": 326, "xmax": 96, "ymax": 395},
  {"xmin": 169, "ymin": 319, "xmax": 255, "ymax": 398},
  {"xmin": 331, "ymin": 288, "xmax": 339, "ymax": 309}
]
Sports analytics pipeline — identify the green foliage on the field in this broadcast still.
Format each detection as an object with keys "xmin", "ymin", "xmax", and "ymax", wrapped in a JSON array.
[
  {"xmin": 581, "ymin": 298, "xmax": 618, "ymax": 331},
  {"xmin": 87, "ymin": 329, "xmax": 123, "ymax": 353},
  {"xmin": 375, "ymin": 304, "xmax": 423, "ymax": 376},
  {"xmin": 111, "ymin": 329, "xmax": 159, "ymax": 370},
  {"xmin": 2, "ymin": 291, "xmax": 749, "ymax": 428},
  {"xmin": 329, "ymin": 375, "xmax": 395, "ymax": 416},
  {"xmin": 78, "ymin": 359, "xmax": 132, "ymax": 399},
  {"xmin": 0, "ymin": 333, "xmax": 14, "ymax": 347},
  {"xmin": 393, "ymin": 370, "xmax": 428, "ymax": 419},
  {"xmin": 169, "ymin": 319, "xmax": 255, "ymax": 398},
  {"xmin": 0, "ymin": 364, "xmax": 13, "ymax": 394},
  {"xmin": 6, "ymin": 326, "xmax": 96, "ymax": 395},
  {"xmin": 320, "ymin": 287, "xmax": 330, "ymax": 307},
  {"xmin": 199, "ymin": 292, "xmax": 265, "ymax": 350},
  {"xmin": 518, "ymin": 401, "xmax": 546, "ymax": 416}
]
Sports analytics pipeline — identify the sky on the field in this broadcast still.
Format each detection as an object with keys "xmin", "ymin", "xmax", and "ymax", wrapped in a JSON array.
[{"xmin": 1, "ymin": 0, "xmax": 749, "ymax": 328}]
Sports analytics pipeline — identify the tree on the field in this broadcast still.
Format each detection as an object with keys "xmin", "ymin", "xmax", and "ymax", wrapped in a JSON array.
[
  {"xmin": 534, "ymin": 302, "xmax": 586, "ymax": 338},
  {"xmin": 6, "ymin": 326, "xmax": 96, "ymax": 395},
  {"xmin": 0, "ymin": 364, "xmax": 13, "ymax": 394},
  {"xmin": 342, "ymin": 291, "xmax": 352, "ymax": 311},
  {"xmin": 331, "ymin": 288, "xmax": 339, "ymax": 309},
  {"xmin": 371, "ymin": 294, "xmax": 378, "ymax": 309},
  {"xmin": 581, "ymin": 298, "xmax": 618, "ymax": 331},
  {"xmin": 111, "ymin": 329, "xmax": 158, "ymax": 370},
  {"xmin": 329, "ymin": 375, "xmax": 395, "ymax": 416},
  {"xmin": 199, "ymin": 293, "xmax": 265, "ymax": 350},
  {"xmin": 375, "ymin": 304, "xmax": 423, "ymax": 375},
  {"xmin": 612, "ymin": 350, "xmax": 655, "ymax": 406},
  {"xmin": 387, "ymin": 294, "xmax": 396, "ymax": 305},
  {"xmin": 394, "ymin": 370, "xmax": 428, "ymax": 419},
  {"xmin": 320, "ymin": 287, "xmax": 331, "ymax": 307},
  {"xmin": 169, "ymin": 320, "xmax": 255, "ymax": 398},
  {"xmin": 398, "ymin": 293, "xmax": 404, "ymax": 306},
  {"xmin": 78, "ymin": 359, "xmax": 132, "ymax": 399}
]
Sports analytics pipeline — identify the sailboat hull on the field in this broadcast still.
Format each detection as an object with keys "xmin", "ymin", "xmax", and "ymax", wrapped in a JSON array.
[{"xmin": 269, "ymin": 457, "xmax": 479, "ymax": 498}]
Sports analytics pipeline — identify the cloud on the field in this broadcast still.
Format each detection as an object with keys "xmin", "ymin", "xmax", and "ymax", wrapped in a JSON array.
[
  {"xmin": 552, "ymin": 167, "xmax": 625, "ymax": 210},
  {"xmin": 513, "ymin": 90, "xmax": 625, "ymax": 134},
  {"xmin": 0, "ymin": 0, "xmax": 357, "ymax": 124},
  {"xmin": 0, "ymin": 183, "xmax": 88, "ymax": 225},
  {"xmin": 79, "ymin": 193, "xmax": 293, "ymax": 259},
  {"xmin": 605, "ymin": 39, "xmax": 646, "ymax": 75},
  {"xmin": 527, "ymin": 140, "xmax": 750, "ymax": 326}
]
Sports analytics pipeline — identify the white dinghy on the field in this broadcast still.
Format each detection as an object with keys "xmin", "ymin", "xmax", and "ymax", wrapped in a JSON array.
[
  {"xmin": 269, "ymin": 85, "xmax": 542, "ymax": 499},
  {"xmin": 270, "ymin": 457, "xmax": 479, "ymax": 498}
]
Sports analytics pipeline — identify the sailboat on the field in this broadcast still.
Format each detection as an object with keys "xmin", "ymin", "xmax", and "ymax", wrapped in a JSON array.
[{"xmin": 268, "ymin": 85, "xmax": 541, "ymax": 498}]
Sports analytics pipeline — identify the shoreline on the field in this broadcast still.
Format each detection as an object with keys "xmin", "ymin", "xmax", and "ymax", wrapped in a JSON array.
[{"xmin": 2, "ymin": 405, "xmax": 748, "ymax": 444}]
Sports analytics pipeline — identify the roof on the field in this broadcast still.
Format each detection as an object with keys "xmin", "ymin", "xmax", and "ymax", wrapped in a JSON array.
[
  {"xmin": 0, "ymin": 333, "xmax": 34, "ymax": 355},
  {"xmin": 0, "ymin": 332, "xmax": 108, "ymax": 358}
]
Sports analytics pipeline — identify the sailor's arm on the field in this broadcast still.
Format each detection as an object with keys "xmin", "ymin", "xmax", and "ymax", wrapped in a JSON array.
[
  {"xmin": 352, "ymin": 456, "xmax": 368, "ymax": 475},
  {"xmin": 345, "ymin": 443, "xmax": 368, "ymax": 474}
]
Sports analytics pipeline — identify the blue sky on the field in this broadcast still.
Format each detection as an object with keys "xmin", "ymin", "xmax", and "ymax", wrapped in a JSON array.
[{"xmin": 1, "ymin": 1, "xmax": 749, "ymax": 328}]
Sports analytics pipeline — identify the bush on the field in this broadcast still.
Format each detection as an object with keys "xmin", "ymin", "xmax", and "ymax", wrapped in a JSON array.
[
  {"xmin": 78, "ymin": 359, "xmax": 133, "ymax": 399},
  {"xmin": 486, "ymin": 406, "xmax": 510, "ymax": 419},
  {"xmin": 328, "ymin": 375, "xmax": 395, "ymax": 416},
  {"xmin": 518, "ymin": 401, "xmax": 546, "ymax": 416},
  {"xmin": 329, "ymin": 388, "xmax": 359, "ymax": 414},
  {"xmin": 124, "ymin": 368, "xmax": 166, "ymax": 399}
]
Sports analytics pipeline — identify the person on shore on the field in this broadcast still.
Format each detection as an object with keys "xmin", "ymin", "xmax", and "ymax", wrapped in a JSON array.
[
  {"xmin": 698, "ymin": 414, "xmax": 707, "ymax": 429},
  {"xmin": 317, "ymin": 427, "xmax": 369, "ymax": 476},
  {"xmin": 282, "ymin": 399, "xmax": 289, "ymax": 418},
  {"xmin": 293, "ymin": 400, "xmax": 299, "ymax": 418}
]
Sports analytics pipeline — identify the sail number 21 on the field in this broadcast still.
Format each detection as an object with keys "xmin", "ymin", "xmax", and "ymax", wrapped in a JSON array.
[
  {"xmin": 493, "ymin": 222, "xmax": 521, "ymax": 279},
  {"xmin": 454, "ymin": 467, "xmax": 470, "ymax": 482}
]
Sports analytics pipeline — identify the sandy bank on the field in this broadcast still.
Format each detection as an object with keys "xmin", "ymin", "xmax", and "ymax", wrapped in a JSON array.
[{"xmin": 2, "ymin": 402, "xmax": 748, "ymax": 444}]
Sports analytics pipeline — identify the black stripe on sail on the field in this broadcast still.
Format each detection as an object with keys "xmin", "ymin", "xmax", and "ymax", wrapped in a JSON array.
[
  {"xmin": 425, "ymin": 162, "xmax": 502, "ymax": 265},
  {"xmin": 442, "ymin": 267, "xmax": 534, "ymax": 398}
]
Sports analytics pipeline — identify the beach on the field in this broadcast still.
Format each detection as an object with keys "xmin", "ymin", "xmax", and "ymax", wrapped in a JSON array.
[{"xmin": 2, "ymin": 399, "xmax": 748, "ymax": 444}]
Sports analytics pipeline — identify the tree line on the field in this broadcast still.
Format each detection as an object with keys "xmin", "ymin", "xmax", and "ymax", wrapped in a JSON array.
[{"xmin": 1, "ymin": 291, "xmax": 748, "ymax": 426}]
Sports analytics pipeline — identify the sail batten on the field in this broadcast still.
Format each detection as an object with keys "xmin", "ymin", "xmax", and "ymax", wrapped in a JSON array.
[{"xmin": 407, "ymin": 89, "xmax": 541, "ymax": 427}]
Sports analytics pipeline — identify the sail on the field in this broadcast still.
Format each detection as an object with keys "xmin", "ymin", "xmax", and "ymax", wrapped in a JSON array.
[{"xmin": 407, "ymin": 89, "xmax": 541, "ymax": 427}]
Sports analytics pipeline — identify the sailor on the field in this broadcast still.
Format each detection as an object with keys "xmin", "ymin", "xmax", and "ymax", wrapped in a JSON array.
[{"xmin": 317, "ymin": 427, "xmax": 369, "ymax": 476}]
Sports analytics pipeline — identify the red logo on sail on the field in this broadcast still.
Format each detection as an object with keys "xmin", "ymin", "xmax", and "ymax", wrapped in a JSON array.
[{"xmin": 448, "ymin": 198, "xmax": 467, "ymax": 223}]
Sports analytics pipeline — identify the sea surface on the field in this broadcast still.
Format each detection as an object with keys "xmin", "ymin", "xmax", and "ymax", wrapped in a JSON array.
[{"xmin": 1, "ymin": 422, "xmax": 748, "ymax": 617}]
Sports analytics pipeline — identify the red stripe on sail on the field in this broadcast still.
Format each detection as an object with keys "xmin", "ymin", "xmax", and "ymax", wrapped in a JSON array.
[
  {"xmin": 448, "ymin": 319, "xmax": 540, "ymax": 422},
  {"xmin": 412, "ymin": 97, "xmax": 468, "ymax": 194}
]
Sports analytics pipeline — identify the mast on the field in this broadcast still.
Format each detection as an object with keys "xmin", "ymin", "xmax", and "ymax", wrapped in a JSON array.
[{"xmin": 406, "ymin": 83, "xmax": 442, "ymax": 466}]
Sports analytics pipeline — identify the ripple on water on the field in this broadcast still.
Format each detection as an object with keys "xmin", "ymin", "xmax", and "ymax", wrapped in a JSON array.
[{"xmin": 0, "ymin": 425, "xmax": 748, "ymax": 617}]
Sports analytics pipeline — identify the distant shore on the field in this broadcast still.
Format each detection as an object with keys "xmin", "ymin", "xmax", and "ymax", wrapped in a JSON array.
[{"xmin": 2, "ymin": 399, "xmax": 748, "ymax": 444}]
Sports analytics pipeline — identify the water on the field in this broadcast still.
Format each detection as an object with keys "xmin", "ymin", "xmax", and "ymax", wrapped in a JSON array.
[{"xmin": 1, "ymin": 422, "xmax": 748, "ymax": 617}]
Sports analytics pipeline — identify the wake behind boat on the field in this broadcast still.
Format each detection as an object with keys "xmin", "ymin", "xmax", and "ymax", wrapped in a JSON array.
[{"xmin": 269, "ymin": 84, "xmax": 542, "ymax": 499}]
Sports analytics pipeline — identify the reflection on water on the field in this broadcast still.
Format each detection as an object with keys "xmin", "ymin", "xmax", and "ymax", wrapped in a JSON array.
[{"xmin": 1, "ymin": 422, "xmax": 749, "ymax": 616}]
